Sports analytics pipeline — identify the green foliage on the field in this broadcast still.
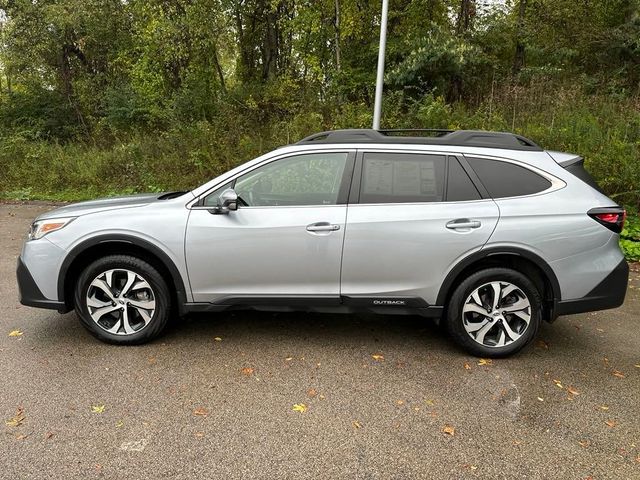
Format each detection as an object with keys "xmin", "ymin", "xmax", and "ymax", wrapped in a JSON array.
[
  {"xmin": 0, "ymin": 0, "xmax": 639, "ymax": 265},
  {"xmin": 619, "ymin": 207, "xmax": 640, "ymax": 261},
  {"xmin": 387, "ymin": 25, "xmax": 490, "ymax": 99},
  {"xmin": 621, "ymin": 238, "xmax": 640, "ymax": 262}
]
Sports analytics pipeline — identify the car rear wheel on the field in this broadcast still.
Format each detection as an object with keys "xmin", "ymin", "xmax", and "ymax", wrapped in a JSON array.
[
  {"xmin": 446, "ymin": 268, "xmax": 541, "ymax": 357},
  {"xmin": 74, "ymin": 255, "xmax": 171, "ymax": 344}
]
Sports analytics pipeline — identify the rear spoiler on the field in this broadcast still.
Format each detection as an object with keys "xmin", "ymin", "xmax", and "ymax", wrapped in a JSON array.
[
  {"xmin": 557, "ymin": 156, "xmax": 583, "ymax": 168},
  {"xmin": 547, "ymin": 151, "xmax": 603, "ymax": 193}
]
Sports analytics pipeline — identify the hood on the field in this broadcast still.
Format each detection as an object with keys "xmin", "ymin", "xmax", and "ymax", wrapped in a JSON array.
[{"xmin": 36, "ymin": 192, "xmax": 190, "ymax": 220}]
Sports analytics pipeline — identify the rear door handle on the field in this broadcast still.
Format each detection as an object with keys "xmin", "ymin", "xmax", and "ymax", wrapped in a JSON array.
[
  {"xmin": 306, "ymin": 222, "xmax": 341, "ymax": 232},
  {"xmin": 446, "ymin": 219, "xmax": 482, "ymax": 230}
]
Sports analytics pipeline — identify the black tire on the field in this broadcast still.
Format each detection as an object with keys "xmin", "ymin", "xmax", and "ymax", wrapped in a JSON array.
[
  {"xmin": 74, "ymin": 255, "xmax": 171, "ymax": 345},
  {"xmin": 446, "ymin": 268, "xmax": 542, "ymax": 358}
]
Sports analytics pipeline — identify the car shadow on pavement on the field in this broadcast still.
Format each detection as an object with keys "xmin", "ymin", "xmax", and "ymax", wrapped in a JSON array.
[{"xmin": 28, "ymin": 306, "xmax": 599, "ymax": 360}]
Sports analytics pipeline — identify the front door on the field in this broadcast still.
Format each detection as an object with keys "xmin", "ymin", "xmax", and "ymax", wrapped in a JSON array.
[{"xmin": 185, "ymin": 151, "xmax": 355, "ymax": 303}]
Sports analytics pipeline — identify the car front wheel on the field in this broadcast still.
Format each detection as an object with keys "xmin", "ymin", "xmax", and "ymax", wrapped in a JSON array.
[
  {"xmin": 446, "ymin": 268, "xmax": 542, "ymax": 357},
  {"xmin": 74, "ymin": 255, "xmax": 171, "ymax": 345}
]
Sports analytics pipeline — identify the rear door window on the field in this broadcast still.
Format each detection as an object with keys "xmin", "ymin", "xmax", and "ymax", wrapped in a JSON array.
[
  {"xmin": 360, "ymin": 152, "xmax": 446, "ymax": 203},
  {"xmin": 466, "ymin": 157, "xmax": 551, "ymax": 198}
]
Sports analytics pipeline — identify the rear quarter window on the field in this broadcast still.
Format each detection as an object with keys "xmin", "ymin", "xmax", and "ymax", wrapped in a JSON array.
[{"xmin": 466, "ymin": 157, "xmax": 551, "ymax": 198}]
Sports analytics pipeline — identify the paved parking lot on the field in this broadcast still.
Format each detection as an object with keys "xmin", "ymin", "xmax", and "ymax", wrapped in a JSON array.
[{"xmin": 1, "ymin": 203, "xmax": 639, "ymax": 479}]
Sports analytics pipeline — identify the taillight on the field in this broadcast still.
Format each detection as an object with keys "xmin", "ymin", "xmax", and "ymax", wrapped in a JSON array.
[{"xmin": 588, "ymin": 207, "xmax": 626, "ymax": 233}]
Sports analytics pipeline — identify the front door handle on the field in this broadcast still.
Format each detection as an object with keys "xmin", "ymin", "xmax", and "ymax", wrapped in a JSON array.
[
  {"xmin": 306, "ymin": 222, "xmax": 341, "ymax": 232},
  {"xmin": 446, "ymin": 219, "xmax": 482, "ymax": 230}
]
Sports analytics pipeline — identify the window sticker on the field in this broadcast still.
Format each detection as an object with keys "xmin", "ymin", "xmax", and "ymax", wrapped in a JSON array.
[{"xmin": 364, "ymin": 159, "xmax": 393, "ymax": 195}]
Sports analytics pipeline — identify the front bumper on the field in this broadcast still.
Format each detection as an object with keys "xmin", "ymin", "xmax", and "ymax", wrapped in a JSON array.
[
  {"xmin": 554, "ymin": 258, "xmax": 629, "ymax": 317},
  {"xmin": 17, "ymin": 257, "xmax": 69, "ymax": 313}
]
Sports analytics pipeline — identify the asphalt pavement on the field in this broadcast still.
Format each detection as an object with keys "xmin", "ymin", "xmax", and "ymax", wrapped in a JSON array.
[{"xmin": 1, "ymin": 203, "xmax": 639, "ymax": 479}]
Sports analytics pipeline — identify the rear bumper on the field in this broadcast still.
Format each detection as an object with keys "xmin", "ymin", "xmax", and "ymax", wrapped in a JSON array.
[
  {"xmin": 17, "ymin": 257, "xmax": 69, "ymax": 313},
  {"xmin": 554, "ymin": 259, "xmax": 628, "ymax": 317}
]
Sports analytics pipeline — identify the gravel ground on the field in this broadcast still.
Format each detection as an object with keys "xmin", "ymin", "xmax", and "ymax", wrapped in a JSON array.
[{"xmin": 1, "ymin": 203, "xmax": 639, "ymax": 480}]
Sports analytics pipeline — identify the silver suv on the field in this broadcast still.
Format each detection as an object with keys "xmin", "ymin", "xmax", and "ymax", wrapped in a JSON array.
[{"xmin": 17, "ymin": 129, "xmax": 628, "ymax": 357}]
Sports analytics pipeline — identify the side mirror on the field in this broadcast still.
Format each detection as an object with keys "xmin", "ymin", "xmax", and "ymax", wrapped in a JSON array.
[{"xmin": 211, "ymin": 188, "xmax": 239, "ymax": 214}]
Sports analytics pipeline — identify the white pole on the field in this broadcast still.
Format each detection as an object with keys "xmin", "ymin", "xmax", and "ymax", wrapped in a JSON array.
[{"xmin": 372, "ymin": 0, "xmax": 389, "ymax": 130}]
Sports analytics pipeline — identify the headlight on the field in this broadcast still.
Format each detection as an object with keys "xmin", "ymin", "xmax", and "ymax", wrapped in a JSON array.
[{"xmin": 28, "ymin": 217, "xmax": 76, "ymax": 240}]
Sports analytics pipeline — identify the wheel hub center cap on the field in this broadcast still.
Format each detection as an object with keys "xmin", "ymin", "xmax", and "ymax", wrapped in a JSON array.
[
  {"xmin": 118, "ymin": 299, "xmax": 126, "ymax": 305},
  {"xmin": 492, "ymin": 312, "xmax": 500, "ymax": 317}
]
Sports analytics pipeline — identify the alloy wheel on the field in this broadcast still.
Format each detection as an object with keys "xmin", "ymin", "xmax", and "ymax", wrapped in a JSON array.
[
  {"xmin": 85, "ymin": 269, "xmax": 156, "ymax": 335},
  {"xmin": 461, "ymin": 281, "xmax": 531, "ymax": 348}
]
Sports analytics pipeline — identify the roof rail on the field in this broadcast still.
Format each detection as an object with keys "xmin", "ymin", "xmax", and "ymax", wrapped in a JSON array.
[{"xmin": 296, "ymin": 129, "xmax": 542, "ymax": 151}]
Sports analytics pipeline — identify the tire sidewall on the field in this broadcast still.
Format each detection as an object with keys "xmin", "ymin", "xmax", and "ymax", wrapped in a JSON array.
[
  {"xmin": 74, "ymin": 255, "xmax": 171, "ymax": 345},
  {"xmin": 447, "ymin": 268, "xmax": 542, "ymax": 357}
]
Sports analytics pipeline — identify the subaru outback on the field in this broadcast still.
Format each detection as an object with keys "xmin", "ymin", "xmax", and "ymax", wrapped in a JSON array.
[{"xmin": 17, "ymin": 129, "xmax": 628, "ymax": 357}]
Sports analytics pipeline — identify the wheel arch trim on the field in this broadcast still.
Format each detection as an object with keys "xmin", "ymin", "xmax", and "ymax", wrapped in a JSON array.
[
  {"xmin": 435, "ymin": 246, "xmax": 561, "ymax": 306},
  {"xmin": 57, "ymin": 234, "xmax": 188, "ymax": 313}
]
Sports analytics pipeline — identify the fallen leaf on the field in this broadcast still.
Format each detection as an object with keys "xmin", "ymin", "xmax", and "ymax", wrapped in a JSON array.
[
  {"xmin": 442, "ymin": 425, "xmax": 455, "ymax": 436},
  {"xmin": 536, "ymin": 340, "xmax": 549, "ymax": 349},
  {"xmin": 612, "ymin": 370, "xmax": 625, "ymax": 378},
  {"xmin": 193, "ymin": 407, "xmax": 209, "ymax": 416},
  {"xmin": 285, "ymin": 357, "xmax": 293, "ymax": 361},
  {"xmin": 352, "ymin": 420, "xmax": 361, "ymax": 429},
  {"xmin": 634, "ymin": 364, "xmax": 640, "ymax": 368},
  {"xmin": 463, "ymin": 362, "xmax": 471, "ymax": 370},
  {"xmin": 307, "ymin": 388, "xmax": 317, "ymax": 397},
  {"xmin": 553, "ymin": 379, "xmax": 563, "ymax": 389},
  {"xmin": 292, "ymin": 403, "xmax": 307, "ymax": 413},
  {"xmin": 371, "ymin": 354, "xmax": 384, "ymax": 361},
  {"xmin": 91, "ymin": 405, "xmax": 105, "ymax": 414},
  {"xmin": 115, "ymin": 421, "xmax": 124, "ymax": 428},
  {"xmin": 147, "ymin": 356, "xmax": 157, "ymax": 365},
  {"xmin": 5, "ymin": 407, "xmax": 25, "ymax": 427},
  {"xmin": 8, "ymin": 330, "xmax": 23, "ymax": 337},
  {"xmin": 241, "ymin": 367, "xmax": 254, "ymax": 376},
  {"xmin": 45, "ymin": 431, "xmax": 54, "ymax": 439},
  {"xmin": 396, "ymin": 400, "xmax": 405, "ymax": 406},
  {"xmin": 578, "ymin": 440, "xmax": 590, "ymax": 448},
  {"xmin": 214, "ymin": 337, "xmax": 222, "ymax": 342},
  {"xmin": 477, "ymin": 358, "xmax": 492, "ymax": 366},
  {"xmin": 567, "ymin": 386, "xmax": 580, "ymax": 396},
  {"xmin": 537, "ymin": 397, "xmax": 544, "ymax": 402},
  {"xmin": 605, "ymin": 420, "xmax": 617, "ymax": 428},
  {"xmin": 599, "ymin": 405, "xmax": 609, "ymax": 411},
  {"xmin": 425, "ymin": 399, "xmax": 435, "ymax": 406},
  {"xmin": 194, "ymin": 431, "xmax": 205, "ymax": 438}
]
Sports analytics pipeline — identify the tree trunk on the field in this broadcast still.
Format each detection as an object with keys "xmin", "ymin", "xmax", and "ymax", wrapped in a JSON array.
[
  {"xmin": 59, "ymin": 45, "xmax": 88, "ymax": 133},
  {"xmin": 512, "ymin": 0, "xmax": 527, "ymax": 74},
  {"xmin": 456, "ymin": 0, "xmax": 475, "ymax": 35},
  {"xmin": 262, "ymin": 5, "xmax": 279, "ymax": 81},
  {"xmin": 212, "ymin": 43, "xmax": 226, "ymax": 93},
  {"xmin": 334, "ymin": 0, "xmax": 341, "ymax": 72}
]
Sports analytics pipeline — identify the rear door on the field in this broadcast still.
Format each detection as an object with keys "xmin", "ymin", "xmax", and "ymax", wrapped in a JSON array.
[{"xmin": 340, "ymin": 150, "xmax": 500, "ymax": 305}]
